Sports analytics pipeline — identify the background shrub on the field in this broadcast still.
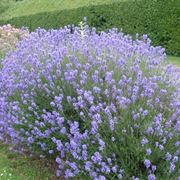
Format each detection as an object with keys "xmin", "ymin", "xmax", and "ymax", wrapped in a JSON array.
[
  {"xmin": 0, "ymin": 0, "xmax": 179, "ymax": 55},
  {"xmin": 0, "ymin": 24, "xmax": 28, "ymax": 62},
  {"xmin": 0, "ymin": 25, "xmax": 179, "ymax": 179}
]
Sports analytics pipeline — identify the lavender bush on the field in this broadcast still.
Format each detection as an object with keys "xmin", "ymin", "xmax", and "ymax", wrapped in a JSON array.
[{"xmin": 0, "ymin": 24, "xmax": 179, "ymax": 179}]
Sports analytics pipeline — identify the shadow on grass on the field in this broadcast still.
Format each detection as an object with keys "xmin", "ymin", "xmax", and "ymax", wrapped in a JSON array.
[{"xmin": 0, "ymin": 142, "xmax": 60, "ymax": 180}]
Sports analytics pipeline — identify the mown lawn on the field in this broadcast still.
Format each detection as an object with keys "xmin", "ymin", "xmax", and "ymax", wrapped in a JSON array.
[
  {"xmin": 0, "ymin": 0, "xmax": 126, "ymax": 20},
  {"xmin": 0, "ymin": 0, "xmax": 14, "ymax": 14},
  {"xmin": 167, "ymin": 56, "xmax": 180, "ymax": 66},
  {"xmin": 0, "ymin": 143, "xmax": 56, "ymax": 180}
]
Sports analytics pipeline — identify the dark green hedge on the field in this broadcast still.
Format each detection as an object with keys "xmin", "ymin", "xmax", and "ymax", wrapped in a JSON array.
[{"xmin": 0, "ymin": 0, "xmax": 179, "ymax": 55}]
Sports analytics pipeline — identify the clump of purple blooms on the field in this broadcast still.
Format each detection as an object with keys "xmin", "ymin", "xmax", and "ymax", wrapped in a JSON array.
[{"xmin": 0, "ymin": 23, "xmax": 179, "ymax": 179}]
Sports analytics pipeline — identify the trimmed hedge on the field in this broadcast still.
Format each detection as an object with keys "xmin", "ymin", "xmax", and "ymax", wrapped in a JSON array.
[{"xmin": 0, "ymin": 0, "xmax": 179, "ymax": 55}]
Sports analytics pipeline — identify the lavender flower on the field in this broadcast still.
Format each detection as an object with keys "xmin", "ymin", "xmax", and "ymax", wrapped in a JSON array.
[
  {"xmin": 144, "ymin": 159, "xmax": 151, "ymax": 169},
  {"xmin": 148, "ymin": 174, "xmax": 156, "ymax": 180}
]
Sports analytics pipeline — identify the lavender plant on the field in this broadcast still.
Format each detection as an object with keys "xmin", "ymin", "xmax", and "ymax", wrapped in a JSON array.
[{"xmin": 0, "ymin": 24, "xmax": 179, "ymax": 180}]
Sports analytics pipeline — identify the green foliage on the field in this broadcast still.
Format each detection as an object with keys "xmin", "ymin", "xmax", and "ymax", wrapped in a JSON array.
[{"xmin": 0, "ymin": 0, "xmax": 179, "ymax": 55}]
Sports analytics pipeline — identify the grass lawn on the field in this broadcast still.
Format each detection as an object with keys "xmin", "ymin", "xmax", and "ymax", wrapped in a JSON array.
[
  {"xmin": 0, "ymin": 0, "xmax": 14, "ymax": 14},
  {"xmin": 0, "ymin": 0, "xmax": 126, "ymax": 20},
  {"xmin": 166, "ymin": 56, "xmax": 180, "ymax": 66},
  {"xmin": 0, "ymin": 143, "xmax": 56, "ymax": 180}
]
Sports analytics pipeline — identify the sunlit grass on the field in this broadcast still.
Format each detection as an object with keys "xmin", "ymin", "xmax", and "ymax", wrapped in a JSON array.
[
  {"xmin": 0, "ymin": 0, "xmax": 126, "ymax": 20},
  {"xmin": 166, "ymin": 56, "xmax": 180, "ymax": 66}
]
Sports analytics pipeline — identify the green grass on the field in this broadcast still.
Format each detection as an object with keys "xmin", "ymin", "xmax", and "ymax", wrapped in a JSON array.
[
  {"xmin": 167, "ymin": 56, "xmax": 180, "ymax": 66},
  {"xmin": 0, "ymin": 0, "xmax": 126, "ymax": 20},
  {"xmin": 0, "ymin": 143, "xmax": 56, "ymax": 180},
  {"xmin": 0, "ymin": 0, "xmax": 15, "ymax": 15}
]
